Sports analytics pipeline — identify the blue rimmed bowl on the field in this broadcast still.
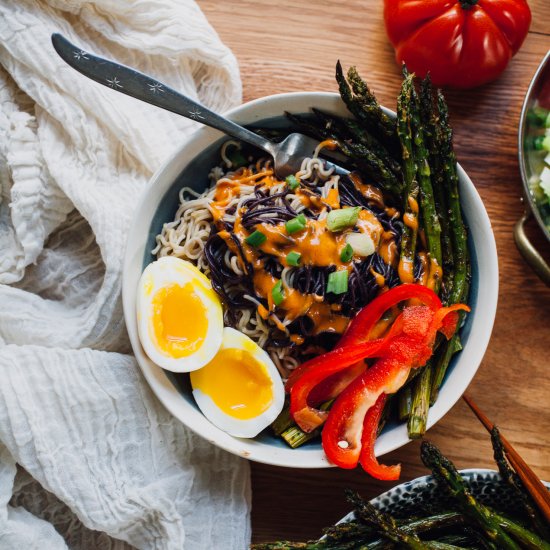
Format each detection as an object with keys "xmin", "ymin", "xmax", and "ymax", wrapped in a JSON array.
[{"xmin": 122, "ymin": 92, "xmax": 498, "ymax": 468}]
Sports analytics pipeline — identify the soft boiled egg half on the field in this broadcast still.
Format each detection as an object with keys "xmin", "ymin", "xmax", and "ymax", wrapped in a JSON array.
[
  {"xmin": 190, "ymin": 327, "xmax": 285, "ymax": 438},
  {"xmin": 137, "ymin": 256, "xmax": 223, "ymax": 372}
]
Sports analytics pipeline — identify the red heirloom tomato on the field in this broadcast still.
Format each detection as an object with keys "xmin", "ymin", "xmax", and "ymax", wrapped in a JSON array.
[{"xmin": 384, "ymin": 0, "xmax": 532, "ymax": 88}]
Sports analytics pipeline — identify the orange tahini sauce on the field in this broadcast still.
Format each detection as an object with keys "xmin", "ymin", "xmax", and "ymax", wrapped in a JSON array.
[
  {"xmin": 209, "ymin": 167, "xmax": 401, "ymax": 339},
  {"xmin": 398, "ymin": 255, "xmax": 415, "ymax": 284},
  {"xmin": 415, "ymin": 254, "xmax": 443, "ymax": 292}
]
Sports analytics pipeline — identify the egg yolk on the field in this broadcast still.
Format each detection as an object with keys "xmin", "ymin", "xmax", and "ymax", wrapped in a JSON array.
[
  {"xmin": 190, "ymin": 348, "xmax": 273, "ymax": 420},
  {"xmin": 151, "ymin": 283, "xmax": 208, "ymax": 358}
]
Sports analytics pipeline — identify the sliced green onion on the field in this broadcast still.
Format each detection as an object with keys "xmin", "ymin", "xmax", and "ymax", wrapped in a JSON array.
[
  {"xmin": 286, "ymin": 174, "xmax": 300, "ymax": 190},
  {"xmin": 227, "ymin": 150, "xmax": 247, "ymax": 168},
  {"xmin": 339, "ymin": 243, "xmax": 353, "ymax": 263},
  {"xmin": 272, "ymin": 280, "xmax": 284, "ymax": 306},
  {"xmin": 286, "ymin": 251, "xmax": 302, "ymax": 266},
  {"xmin": 527, "ymin": 107, "xmax": 549, "ymax": 128},
  {"xmin": 533, "ymin": 135, "xmax": 550, "ymax": 152},
  {"xmin": 346, "ymin": 232, "xmax": 375, "ymax": 257},
  {"xmin": 327, "ymin": 270, "xmax": 348, "ymax": 295},
  {"xmin": 245, "ymin": 230, "xmax": 267, "ymax": 247},
  {"xmin": 327, "ymin": 207, "xmax": 361, "ymax": 232},
  {"xmin": 285, "ymin": 213, "xmax": 307, "ymax": 234}
]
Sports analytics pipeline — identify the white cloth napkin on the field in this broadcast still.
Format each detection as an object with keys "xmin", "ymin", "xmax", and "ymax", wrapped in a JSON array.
[{"xmin": 0, "ymin": 1, "xmax": 251, "ymax": 548}]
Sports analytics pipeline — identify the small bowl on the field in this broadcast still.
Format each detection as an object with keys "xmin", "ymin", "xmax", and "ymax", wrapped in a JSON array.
[
  {"xmin": 339, "ymin": 469, "xmax": 550, "ymax": 523},
  {"xmin": 122, "ymin": 92, "xmax": 498, "ymax": 468}
]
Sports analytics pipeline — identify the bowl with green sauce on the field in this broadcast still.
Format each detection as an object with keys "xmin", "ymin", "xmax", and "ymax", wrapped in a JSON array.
[{"xmin": 516, "ymin": 49, "xmax": 550, "ymax": 285}]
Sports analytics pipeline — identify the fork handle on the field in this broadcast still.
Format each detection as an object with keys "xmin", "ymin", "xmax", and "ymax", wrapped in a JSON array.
[{"xmin": 51, "ymin": 33, "xmax": 274, "ymax": 154}]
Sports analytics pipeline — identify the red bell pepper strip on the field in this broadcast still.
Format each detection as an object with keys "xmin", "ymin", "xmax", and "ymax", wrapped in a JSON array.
[
  {"xmin": 304, "ymin": 312, "xmax": 406, "ymax": 407},
  {"xmin": 287, "ymin": 282, "xmax": 470, "ymax": 475},
  {"xmin": 359, "ymin": 393, "xmax": 401, "ymax": 480},
  {"xmin": 289, "ymin": 338, "xmax": 389, "ymax": 433},
  {"xmin": 433, "ymin": 303, "xmax": 469, "ymax": 339},
  {"xmin": 322, "ymin": 303, "xmax": 470, "ymax": 472},
  {"xmin": 290, "ymin": 315, "xmax": 406, "ymax": 433},
  {"xmin": 306, "ymin": 308, "xmax": 400, "ymax": 407},
  {"xmin": 322, "ymin": 348, "xmax": 413, "ymax": 469},
  {"xmin": 301, "ymin": 286, "xmax": 444, "ymax": 410},
  {"xmin": 339, "ymin": 283, "xmax": 442, "ymax": 347},
  {"xmin": 286, "ymin": 284, "xmax": 434, "ymax": 392},
  {"xmin": 307, "ymin": 360, "xmax": 367, "ymax": 406}
]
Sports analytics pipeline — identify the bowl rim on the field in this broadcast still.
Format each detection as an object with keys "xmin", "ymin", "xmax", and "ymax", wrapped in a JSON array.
[
  {"xmin": 518, "ymin": 49, "xmax": 550, "ymax": 241},
  {"xmin": 122, "ymin": 91, "xmax": 499, "ymax": 468},
  {"xmin": 371, "ymin": 468, "xmax": 550, "ymax": 505},
  {"xmin": 332, "ymin": 468, "xmax": 550, "ymax": 525}
]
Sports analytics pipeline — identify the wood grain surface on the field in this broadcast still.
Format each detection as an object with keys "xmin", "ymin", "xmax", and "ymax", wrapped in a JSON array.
[{"xmin": 198, "ymin": 1, "xmax": 550, "ymax": 544}]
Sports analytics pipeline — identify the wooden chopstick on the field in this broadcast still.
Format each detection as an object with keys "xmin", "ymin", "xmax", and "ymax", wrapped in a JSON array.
[{"xmin": 462, "ymin": 393, "xmax": 550, "ymax": 524}]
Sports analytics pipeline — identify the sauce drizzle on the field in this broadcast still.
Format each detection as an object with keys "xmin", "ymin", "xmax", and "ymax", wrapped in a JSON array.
[{"xmin": 209, "ymin": 167, "xmax": 401, "ymax": 339}]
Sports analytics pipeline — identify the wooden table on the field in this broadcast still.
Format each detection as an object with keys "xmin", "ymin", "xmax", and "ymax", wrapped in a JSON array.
[{"xmin": 199, "ymin": 1, "xmax": 550, "ymax": 543}]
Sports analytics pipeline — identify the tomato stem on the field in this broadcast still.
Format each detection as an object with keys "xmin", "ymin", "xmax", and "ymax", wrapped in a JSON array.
[{"xmin": 459, "ymin": 0, "xmax": 479, "ymax": 8}]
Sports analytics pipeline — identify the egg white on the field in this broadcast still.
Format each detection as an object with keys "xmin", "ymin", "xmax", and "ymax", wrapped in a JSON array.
[
  {"xmin": 191, "ymin": 327, "xmax": 285, "ymax": 438},
  {"xmin": 136, "ymin": 256, "xmax": 223, "ymax": 372}
]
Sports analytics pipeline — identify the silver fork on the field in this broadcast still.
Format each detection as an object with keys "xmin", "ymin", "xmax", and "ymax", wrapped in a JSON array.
[{"xmin": 51, "ymin": 33, "xmax": 346, "ymax": 179}]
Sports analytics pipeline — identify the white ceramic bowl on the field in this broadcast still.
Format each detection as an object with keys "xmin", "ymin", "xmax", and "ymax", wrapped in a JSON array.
[{"xmin": 122, "ymin": 92, "xmax": 498, "ymax": 468}]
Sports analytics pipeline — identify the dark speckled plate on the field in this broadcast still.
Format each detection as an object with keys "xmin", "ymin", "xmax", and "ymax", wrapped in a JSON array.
[{"xmin": 337, "ymin": 469, "xmax": 550, "ymax": 526}]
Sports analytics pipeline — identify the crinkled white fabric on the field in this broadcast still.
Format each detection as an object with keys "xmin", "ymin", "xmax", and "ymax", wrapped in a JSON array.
[{"xmin": 0, "ymin": 1, "xmax": 251, "ymax": 549}]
